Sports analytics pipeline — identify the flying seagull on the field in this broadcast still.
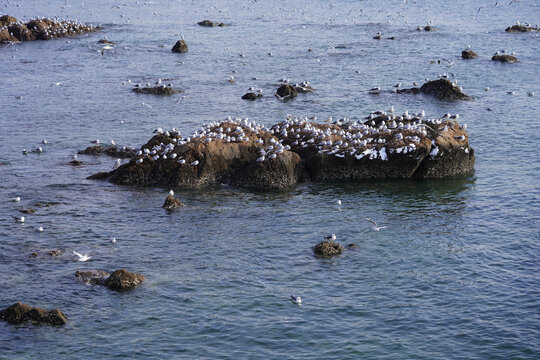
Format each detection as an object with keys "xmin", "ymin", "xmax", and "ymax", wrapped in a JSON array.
[
  {"xmin": 366, "ymin": 218, "xmax": 387, "ymax": 231},
  {"xmin": 73, "ymin": 251, "xmax": 92, "ymax": 262}
]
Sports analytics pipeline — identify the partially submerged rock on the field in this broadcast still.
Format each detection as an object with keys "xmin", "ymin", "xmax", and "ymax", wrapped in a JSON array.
[
  {"xmin": 241, "ymin": 92, "xmax": 262, "ymax": 100},
  {"xmin": 29, "ymin": 249, "xmax": 61, "ymax": 258},
  {"xmin": 314, "ymin": 241, "xmax": 344, "ymax": 257},
  {"xmin": 163, "ymin": 194, "xmax": 184, "ymax": 210},
  {"xmin": 0, "ymin": 15, "xmax": 99, "ymax": 44},
  {"xmin": 417, "ymin": 25, "xmax": 435, "ymax": 31},
  {"xmin": 98, "ymin": 38, "xmax": 116, "ymax": 44},
  {"xmin": 0, "ymin": 302, "xmax": 68, "ymax": 326},
  {"xmin": 197, "ymin": 20, "xmax": 225, "ymax": 27},
  {"xmin": 462, "ymin": 49, "xmax": 478, "ymax": 59},
  {"xmin": 132, "ymin": 86, "xmax": 182, "ymax": 95},
  {"xmin": 397, "ymin": 79, "xmax": 471, "ymax": 101},
  {"xmin": 75, "ymin": 269, "xmax": 145, "ymax": 291},
  {"xmin": 78, "ymin": 145, "xmax": 136, "ymax": 158},
  {"xmin": 276, "ymin": 84, "xmax": 298, "ymax": 100},
  {"xmin": 90, "ymin": 112, "xmax": 474, "ymax": 190},
  {"xmin": 492, "ymin": 54, "xmax": 519, "ymax": 63},
  {"xmin": 171, "ymin": 39, "xmax": 188, "ymax": 53},
  {"xmin": 505, "ymin": 24, "xmax": 540, "ymax": 32}
]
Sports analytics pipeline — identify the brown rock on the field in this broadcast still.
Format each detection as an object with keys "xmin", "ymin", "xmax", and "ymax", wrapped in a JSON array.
[
  {"xmin": 0, "ymin": 15, "xmax": 18, "ymax": 27},
  {"xmin": 0, "ymin": 302, "xmax": 68, "ymax": 326},
  {"xmin": 171, "ymin": 39, "xmax": 188, "ymax": 53},
  {"xmin": 276, "ymin": 84, "xmax": 298, "ymax": 100},
  {"xmin": 241, "ymin": 92, "xmax": 262, "ymax": 100},
  {"xmin": 75, "ymin": 270, "xmax": 110, "ymax": 285},
  {"xmin": 163, "ymin": 195, "xmax": 184, "ymax": 210},
  {"xmin": 314, "ymin": 241, "xmax": 344, "ymax": 257},
  {"xmin": 104, "ymin": 269, "xmax": 145, "ymax": 291},
  {"xmin": 462, "ymin": 49, "xmax": 478, "ymax": 59},
  {"xmin": 491, "ymin": 54, "xmax": 519, "ymax": 63},
  {"xmin": 132, "ymin": 86, "xmax": 182, "ymax": 95},
  {"xmin": 197, "ymin": 20, "xmax": 225, "ymax": 27},
  {"xmin": 418, "ymin": 79, "xmax": 471, "ymax": 100},
  {"xmin": 98, "ymin": 39, "xmax": 117, "ymax": 44},
  {"xmin": 347, "ymin": 243, "xmax": 357, "ymax": 248},
  {"xmin": 505, "ymin": 24, "xmax": 540, "ymax": 32},
  {"xmin": 19, "ymin": 208, "xmax": 36, "ymax": 214}
]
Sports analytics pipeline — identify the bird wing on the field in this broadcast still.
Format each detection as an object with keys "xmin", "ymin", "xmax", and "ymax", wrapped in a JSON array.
[
  {"xmin": 379, "ymin": 226, "xmax": 388, "ymax": 229},
  {"xmin": 73, "ymin": 251, "xmax": 83, "ymax": 258},
  {"xmin": 366, "ymin": 218, "xmax": 377, "ymax": 226}
]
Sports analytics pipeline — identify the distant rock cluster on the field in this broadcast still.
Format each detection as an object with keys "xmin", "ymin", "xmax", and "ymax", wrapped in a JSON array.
[{"xmin": 0, "ymin": 15, "xmax": 99, "ymax": 44}]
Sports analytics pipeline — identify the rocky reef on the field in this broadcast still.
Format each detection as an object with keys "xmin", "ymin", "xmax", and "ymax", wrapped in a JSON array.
[
  {"xmin": 505, "ymin": 23, "xmax": 539, "ymax": 32},
  {"xmin": 462, "ymin": 49, "xmax": 478, "ymax": 59},
  {"xmin": 397, "ymin": 79, "xmax": 471, "ymax": 101},
  {"xmin": 0, "ymin": 15, "xmax": 99, "ymax": 44},
  {"xmin": 89, "ymin": 111, "xmax": 474, "ymax": 191},
  {"xmin": 75, "ymin": 269, "xmax": 145, "ymax": 291},
  {"xmin": 492, "ymin": 54, "xmax": 519, "ymax": 63},
  {"xmin": 314, "ymin": 241, "xmax": 344, "ymax": 257},
  {"xmin": 0, "ymin": 302, "xmax": 68, "ymax": 326},
  {"xmin": 132, "ymin": 86, "xmax": 182, "ymax": 95}
]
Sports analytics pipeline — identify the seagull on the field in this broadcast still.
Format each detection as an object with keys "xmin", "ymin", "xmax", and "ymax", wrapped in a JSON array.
[
  {"xmin": 109, "ymin": 237, "xmax": 116, "ymax": 244},
  {"xmin": 13, "ymin": 216, "xmax": 25, "ymax": 223},
  {"xmin": 366, "ymin": 218, "xmax": 387, "ymax": 231},
  {"xmin": 169, "ymin": 190, "xmax": 174, "ymax": 196},
  {"xmin": 324, "ymin": 234, "xmax": 336, "ymax": 242},
  {"xmin": 290, "ymin": 295, "xmax": 302, "ymax": 305},
  {"xmin": 42, "ymin": 139, "xmax": 48, "ymax": 144},
  {"xmin": 36, "ymin": 226, "xmax": 44, "ymax": 232},
  {"xmin": 11, "ymin": 196, "xmax": 21, "ymax": 202},
  {"xmin": 337, "ymin": 199, "xmax": 341, "ymax": 206},
  {"xmin": 113, "ymin": 159, "xmax": 121, "ymax": 169},
  {"xmin": 73, "ymin": 251, "xmax": 91, "ymax": 262},
  {"xmin": 190, "ymin": 160, "xmax": 199, "ymax": 166}
]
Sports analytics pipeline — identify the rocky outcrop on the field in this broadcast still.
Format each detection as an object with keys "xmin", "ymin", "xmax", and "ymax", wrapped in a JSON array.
[
  {"xmin": 0, "ymin": 15, "xmax": 99, "ymax": 44},
  {"xmin": 492, "ymin": 54, "xmax": 519, "ymax": 63},
  {"xmin": 76, "ymin": 269, "xmax": 144, "ymax": 291},
  {"xmin": 505, "ymin": 24, "xmax": 539, "ymax": 32},
  {"xmin": 163, "ymin": 195, "xmax": 184, "ymax": 210},
  {"xmin": 132, "ymin": 86, "xmax": 182, "ymax": 95},
  {"xmin": 0, "ymin": 302, "xmax": 68, "ymax": 326},
  {"xmin": 197, "ymin": 20, "xmax": 226, "ymax": 27},
  {"xmin": 314, "ymin": 241, "xmax": 344, "ymax": 256},
  {"xmin": 90, "ymin": 113, "xmax": 474, "ymax": 190},
  {"xmin": 98, "ymin": 39, "xmax": 116, "ymax": 44},
  {"xmin": 78, "ymin": 145, "xmax": 136, "ymax": 158},
  {"xmin": 30, "ymin": 249, "xmax": 62, "ymax": 258},
  {"xmin": 171, "ymin": 39, "xmax": 188, "ymax": 53},
  {"xmin": 397, "ymin": 79, "xmax": 471, "ymax": 101},
  {"xmin": 417, "ymin": 25, "xmax": 435, "ymax": 31},
  {"xmin": 462, "ymin": 49, "xmax": 478, "ymax": 59}
]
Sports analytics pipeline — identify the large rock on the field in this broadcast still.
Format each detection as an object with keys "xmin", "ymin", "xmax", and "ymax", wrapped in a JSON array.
[
  {"xmin": 104, "ymin": 269, "xmax": 145, "ymax": 291},
  {"xmin": 0, "ymin": 15, "xmax": 99, "ymax": 44},
  {"xmin": 276, "ymin": 84, "xmax": 298, "ymax": 100},
  {"xmin": 0, "ymin": 302, "xmax": 68, "ymax": 326},
  {"xmin": 76, "ymin": 269, "xmax": 145, "ymax": 291},
  {"xmin": 90, "ymin": 114, "xmax": 474, "ymax": 190},
  {"xmin": 314, "ymin": 241, "xmax": 344, "ymax": 256},
  {"xmin": 492, "ymin": 54, "xmax": 519, "ymax": 63},
  {"xmin": 398, "ymin": 79, "xmax": 471, "ymax": 101},
  {"xmin": 171, "ymin": 39, "xmax": 188, "ymax": 53}
]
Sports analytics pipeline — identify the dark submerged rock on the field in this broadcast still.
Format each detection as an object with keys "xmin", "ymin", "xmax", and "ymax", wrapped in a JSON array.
[
  {"xmin": 75, "ymin": 270, "xmax": 110, "ymax": 285},
  {"xmin": 491, "ymin": 54, "xmax": 519, "ymax": 63},
  {"xmin": 171, "ymin": 39, "xmax": 188, "ymax": 53},
  {"xmin": 98, "ymin": 39, "xmax": 117, "ymax": 44},
  {"xmin": 197, "ymin": 20, "xmax": 225, "ymax": 27},
  {"xmin": 19, "ymin": 208, "xmax": 36, "ymax": 214},
  {"xmin": 276, "ymin": 84, "xmax": 298, "ymax": 99},
  {"xmin": 314, "ymin": 241, "xmax": 344, "ymax": 257},
  {"xmin": 78, "ymin": 145, "xmax": 136, "ymax": 158},
  {"xmin": 163, "ymin": 195, "xmax": 184, "ymax": 210},
  {"xmin": 505, "ymin": 24, "xmax": 540, "ymax": 32},
  {"xmin": 241, "ymin": 92, "xmax": 262, "ymax": 100},
  {"xmin": 398, "ymin": 79, "xmax": 471, "ymax": 101},
  {"xmin": 462, "ymin": 49, "xmax": 478, "ymax": 59},
  {"xmin": 132, "ymin": 86, "xmax": 182, "ymax": 95},
  {"xmin": 0, "ymin": 302, "xmax": 68, "ymax": 326}
]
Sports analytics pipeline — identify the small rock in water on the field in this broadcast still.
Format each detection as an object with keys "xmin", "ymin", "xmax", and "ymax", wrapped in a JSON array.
[
  {"xmin": 314, "ymin": 241, "xmax": 344, "ymax": 257},
  {"xmin": 163, "ymin": 194, "xmax": 184, "ymax": 210}
]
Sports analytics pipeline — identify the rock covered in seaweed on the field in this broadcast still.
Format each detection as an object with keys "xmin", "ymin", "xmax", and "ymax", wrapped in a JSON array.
[
  {"xmin": 132, "ymin": 86, "xmax": 182, "ymax": 95},
  {"xmin": 462, "ymin": 49, "xmax": 478, "ymax": 59},
  {"xmin": 0, "ymin": 15, "xmax": 99, "ymax": 44},
  {"xmin": 0, "ymin": 302, "xmax": 68, "ymax": 326},
  {"xmin": 397, "ymin": 79, "xmax": 471, "ymax": 101},
  {"xmin": 90, "ymin": 111, "xmax": 474, "ymax": 190},
  {"xmin": 314, "ymin": 241, "xmax": 344, "ymax": 256},
  {"xmin": 163, "ymin": 194, "xmax": 184, "ymax": 210}
]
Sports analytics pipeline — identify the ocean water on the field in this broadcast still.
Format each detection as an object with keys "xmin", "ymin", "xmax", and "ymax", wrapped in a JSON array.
[{"xmin": 1, "ymin": 0, "xmax": 539, "ymax": 358}]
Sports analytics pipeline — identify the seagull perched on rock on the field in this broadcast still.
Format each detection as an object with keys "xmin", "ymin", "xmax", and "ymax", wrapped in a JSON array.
[
  {"xmin": 290, "ymin": 295, "xmax": 302, "ymax": 305},
  {"xmin": 324, "ymin": 234, "xmax": 336, "ymax": 242},
  {"xmin": 366, "ymin": 218, "xmax": 387, "ymax": 231},
  {"xmin": 73, "ymin": 251, "xmax": 91, "ymax": 262}
]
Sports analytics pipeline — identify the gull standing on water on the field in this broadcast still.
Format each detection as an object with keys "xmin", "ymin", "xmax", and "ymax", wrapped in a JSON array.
[
  {"xmin": 290, "ymin": 295, "xmax": 302, "ymax": 305},
  {"xmin": 366, "ymin": 218, "xmax": 387, "ymax": 231}
]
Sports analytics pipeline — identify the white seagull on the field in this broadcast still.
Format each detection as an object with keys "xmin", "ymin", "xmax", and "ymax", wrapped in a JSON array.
[
  {"xmin": 366, "ymin": 218, "xmax": 387, "ymax": 231},
  {"xmin": 324, "ymin": 234, "xmax": 337, "ymax": 242},
  {"xmin": 110, "ymin": 237, "xmax": 116, "ymax": 244},
  {"xmin": 13, "ymin": 216, "xmax": 25, "ymax": 223},
  {"xmin": 169, "ymin": 190, "xmax": 174, "ymax": 196},
  {"xmin": 290, "ymin": 295, "xmax": 302, "ymax": 305},
  {"xmin": 11, "ymin": 196, "xmax": 21, "ymax": 202},
  {"xmin": 73, "ymin": 251, "xmax": 92, "ymax": 262}
]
